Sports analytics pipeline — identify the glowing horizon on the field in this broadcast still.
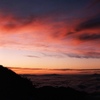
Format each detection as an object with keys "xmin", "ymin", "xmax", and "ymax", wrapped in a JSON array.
[{"xmin": 7, "ymin": 67, "xmax": 100, "ymax": 75}]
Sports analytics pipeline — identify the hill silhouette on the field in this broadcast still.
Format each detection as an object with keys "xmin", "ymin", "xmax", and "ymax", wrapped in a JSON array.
[
  {"xmin": 0, "ymin": 65, "xmax": 100, "ymax": 100},
  {"xmin": 0, "ymin": 65, "xmax": 34, "ymax": 100}
]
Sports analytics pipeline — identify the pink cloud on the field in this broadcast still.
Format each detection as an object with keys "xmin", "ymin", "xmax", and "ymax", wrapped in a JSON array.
[{"xmin": 0, "ymin": 11, "xmax": 100, "ymax": 58}]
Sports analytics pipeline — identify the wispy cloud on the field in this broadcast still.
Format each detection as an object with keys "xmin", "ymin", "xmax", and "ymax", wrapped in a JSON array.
[
  {"xmin": 75, "ymin": 15, "xmax": 100, "ymax": 31},
  {"xmin": 41, "ymin": 53, "xmax": 64, "ymax": 58},
  {"xmin": 77, "ymin": 33, "xmax": 100, "ymax": 41},
  {"xmin": 26, "ymin": 55, "xmax": 40, "ymax": 58},
  {"xmin": 66, "ymin": 52, "xmax": 100, "ymax": 59}
]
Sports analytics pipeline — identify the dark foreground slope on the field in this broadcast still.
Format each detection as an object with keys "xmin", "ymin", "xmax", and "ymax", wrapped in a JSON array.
[
  {"xmin": 0, "ymin": 65, "xmax": 34, "ymax": 100},
  {"xmin": 0, "ymin": 65, "xmax": 100, "ymax": 100}
]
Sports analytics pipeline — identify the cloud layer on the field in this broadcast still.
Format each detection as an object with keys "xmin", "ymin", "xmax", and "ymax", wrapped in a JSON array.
[{"xmin": 0, "ymin": 0, "xmax": 100, "ymax": 59}]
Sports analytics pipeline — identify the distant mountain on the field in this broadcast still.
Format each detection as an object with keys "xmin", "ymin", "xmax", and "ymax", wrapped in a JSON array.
[{"xmin": 41, "ymin": 74, "xmax": 61, "ymax": 76}]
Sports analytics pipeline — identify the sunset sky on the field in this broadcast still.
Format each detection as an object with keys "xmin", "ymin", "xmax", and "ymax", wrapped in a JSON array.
[{"xmin": 0, "ymin": 0, "xmax": 100, "ymax": 73}]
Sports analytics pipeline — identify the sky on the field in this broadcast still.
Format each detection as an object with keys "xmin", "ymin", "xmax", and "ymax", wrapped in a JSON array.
[{"xmin": 0, "ymin": 0, "xmax": 100, "ymax": 72}]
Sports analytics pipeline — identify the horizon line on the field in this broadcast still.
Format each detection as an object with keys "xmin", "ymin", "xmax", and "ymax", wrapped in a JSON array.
[{"xmin": 7, "ymin": 66, "xmax": 100, "ymax": 70}]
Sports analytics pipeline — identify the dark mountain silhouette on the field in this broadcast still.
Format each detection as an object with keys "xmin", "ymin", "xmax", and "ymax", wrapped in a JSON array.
[
  {"xmin": 0, "ymin": 65, "xmax": 100, "ymax": 100},
  {"xmin": 0, "ymin": 65, "xmax": 34, "ymax": 100}
]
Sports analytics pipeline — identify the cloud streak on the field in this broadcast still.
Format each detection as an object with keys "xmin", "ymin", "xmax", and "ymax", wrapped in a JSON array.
[
  {"xmin": 26, "ymin": 55, "xmax": 40, "ymax": 58},
  {"xmin": 77, "ymin": 33, "xmax": 100, "ymax": 41},
  {"xmin": 75, "ymin": 15, "xmax": 100, "ymax": 31}
]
